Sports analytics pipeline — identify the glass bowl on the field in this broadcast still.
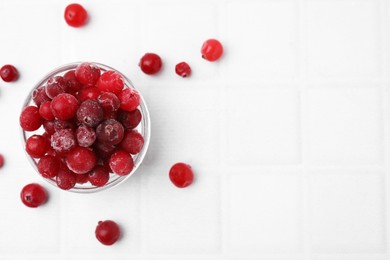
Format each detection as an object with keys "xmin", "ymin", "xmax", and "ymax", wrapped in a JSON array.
[{"xmin": 20, "ymin": 62, "xmax": 150, "ymax": 193}]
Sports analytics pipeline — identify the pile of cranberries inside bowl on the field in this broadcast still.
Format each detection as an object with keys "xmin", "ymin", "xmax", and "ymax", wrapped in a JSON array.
[{"xmin": 19, "ymin": 62, "xmax": 150, "ymax": 192}]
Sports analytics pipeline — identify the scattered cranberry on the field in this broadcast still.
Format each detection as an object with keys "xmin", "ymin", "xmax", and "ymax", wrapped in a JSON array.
[
  {"xmin": 56, "ymin": 166, "xmax": 77, "ymax": 190},
  {"xmin": 118, "ymin": 87, "xmax": 140, "ymax": 112},
  {"xmin": 0, "ymin": 64, "xmax": 18, "ymax": 82},
  {"xmin": 98, "ymin": 92, "xmax": 120, "ymax": 112},
  {"xmin": 76, "ymin": 100, "xmax": 103, "ymax": 127},
  {"xmin": 51, "ymin": 128, "xmax": 77, "ymax": 154},
  {"xmin": 95, "ymin": 220, "xmax": 121, "ymax": 246},
  {"xmin": 39, "ymin": 101, "xmax": 55, "ymax": 120},
  {"xmin": 75, "ymin": 62, "xmax": 101, "ymax": 86},
  {"xmin": 109, "ymin": 150, "xmax": 134, "ymax": 176},
  {"xmin": 76, "ymin": 125, "xmax": 96, "ymax": 147},
  {"xmin": 117, "ymin": 109, "xmax": 142, "ymax": 129},
  {"xmin": 77, "ymin": 86, "xmax": 101, "ymax": 102},
  {"xmin": 96, "ymin": 119, "xmax": 124, "ymax": 145},
  {"xmin": 169, "ymin": 162, "xmax": 194, "ymax": 188},
  {"xmin": 139, "ymin": 53, "xmax": 162, "ymax": 75},
  {"xmin": 64, "ymin": 3, "xmax": 88, "ymax": 28},
  {"xmin": 96, "ymin": 71, "xmax": 124, "ymax": 94},
  {"xmin": 51, "ymin": 93, "xmax": 79, "ymax": 120},
  {"xmin": 88, "ymin": 166, "xmax": 110, "ymax": 187},
  {"xmin": 45, "ymin": 76, "xmax": 67, "ymax": 99},
  {"xmin": 20, "ymin": 106, "xmax": 42, "ymax": 131},
  {"xmin": 64, "ymin": 70, "xmax": 82, "ymax": 93},
  {"xmin": 201, "ymin": 39, "xmax": 223, "ymax": 62},
  {"xmin": 120, "ymin": 130, "xmax": 144, "ymax": 155},
  {"xmin": 20, "ymin": 183, "xmax": 48, "ymax": 208},
  {"xmin": 0, "ymin": 154, "xmax": 4, "ymax": 168},
  {"xmin": 37, "ymin": 155, "xmax": 61, "ymax": 179},
  {"xmin": 26, "ymin": 135, "xmax": 50, "ymax": 158},
  {"xmin": 33, "ymin": 86, "xmax": 51, "ymax": 107},
  {"xmin": 175, "ymin": 62, "xmax": 191, "ymax": 78}
]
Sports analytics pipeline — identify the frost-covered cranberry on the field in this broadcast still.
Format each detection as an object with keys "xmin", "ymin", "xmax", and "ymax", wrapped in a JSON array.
[
  {"xmin": 26, "ymin": 134, "xmax": 50, "ymax": 158},
  {"xmin": 64, "ymin": 3, "xmax": 88, "ymax": 28},
  {"xmin": 0, "ymin": 64, "xmax": 19, "ymax": 82},
  {"xmin": 77, "ymin": 86, "xmax": 101, "ymax": 102},
  {"xmin": 20, "ymin": 106, "xmax": 42, "ymax": 131},
  {"xmin": 117, "ymin": 109, "xmax": 142, "ymax": 129},
  {"xmin": 56, "ymin": 166, "xmax": 77, "ymax": 190},
  {"xmin": 98, "ymin": 92, "xmax": 120, "ymax": 112},
  {"xmin": 64, "ymin": 70, "xmax": 83, "ymax": 93},
  {"xmin": 45, "ymin": 76, "xmax": 67, "ymax": 99},
  {"xmin": 20, "ymin": 183, "xmax": 47, "ymax": 208},
  {"xmin": 76, "ymin": 100, "xmax": 104, "ymax": 127},
  {"xmin": 96, "ymin": 71, "xmax": 124, "ymax": 94},
  {"xmin": 88, "ymin": 166, "xmax": 109, "ymax": 187},
  {"xmin": 37, "ymin": 155, "xmax": 61, "ymax": 178},
  {"xmin": 39, "ymin": 101, "xmax": 55, "ymax": 120},
  {"xmin": 120, "ymin": 130, "xmax": 144, "ymax": 155},
  {"xmin": 33, "ymin": 86, "xmax": 51, "ymax": 106},
  {"xmin": 51, "ymin": 129, "xmax": 77, "ymax": 154},
  {"xmin": 75, "ymin": 62, "xmax": 101, "ymax": 86},
  {"xmin": 96, "ymin": 119, "xmax": 124, "ymax": 145},
  {"xmin": 169, "ymin": 162, "xmax": 194, "ymax": 188},
  {"xmin": 118, "ymin": 88, "xmax": 140, "ymax": 112},
  {"xmin": 66, "ymin": 146, "xmax": 97, "ymax": 174},
  {"xmin": 95, "ymin": 220, "xmax": 121, "ymax": 246},
  {"xmin": 76, "ymin": 125, "xmax": 96, "ymax": 147},
  {"xmin": 51, "ymin": 93, "xmax": 79, "ymax": 120},
  {"xmin": 109, "ymin": 150, "xmax": 134, "ymax": 176},
  {"xmin": 139, "ymin": 53, "xmax": 162, "ymax": 75}
]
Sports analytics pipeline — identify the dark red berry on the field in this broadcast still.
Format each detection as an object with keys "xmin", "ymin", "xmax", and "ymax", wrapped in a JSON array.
[
  {"xmin": 95, "ymin": 220, "xmax": 121, "ymax": 246},
  {"xmin": 26, "ymin": 134, "xmax": 50, "ymax": 158},
  {"xmin": 109, "ymin": 150, "xmax": 134, "ymax": 176},
  {"xmin": 39, "ymin": 101, "xmax": 55, "ymax": 120},
  {"xmin": 96, "ymin": 71, "xmax": 124, "ymax": 94},
  {"xmin": 37, "ymin": 155, "xmax": 61, "ymax": 178},
  {"xmin": 56, "ymin": 166, "xmax": 77, "ymax": 190},
  {"xmin": 96, "ymin": 119, "xmax": 124, "ymax": 145},
  {"xmin": 33, "ymin": 86, "xmax": 51, "ymax": 106},
  {"xmin": 20, "ymin": 183, "xmax": 48, "ymax": 208},
  {"xmin": 117, "ymin": 109, "xmax": 142, "ymax": 129},
  {"xmin": 43, "ymin": 120, "xmax": 56, "ymax": 135},
  {"xmin": 51, "ymin": 129, "xmax": 77, "ymax": 154},
  {"xmin": 76, "ymin": 100, "xmax": 104, "ymax": 127},
  {"xmin": 20, "ymin": 106, "xmax": 42, "ymax": 131},
  {"xmin": 54, "ymin": 119, "xmax": 77, "ymax": 131},
  {"xmin": 139, "ymin": 53, "xmax": 162, "ymax": 75},
  {"xmin": 77, "ymin": 86, "xmax": 101, "ymax": 102},
  {"xmin": 76, "ymin": 173, "xmax": 89, "ymax": 184},
  {"xmin": 0, "ymin": 64, "xmax": 18, "ymax": 82},
  {"xmin": 201, "ymin": 39, "xmax": 223, "ymax": 62},
  {"xmin": 120, "ymin": 130, "xmax": 144, "ymax": 155},
  {"xmin": 75, "ymin": 62, "xmax": 101, "ymax": 86},
  {"xmin": 64, "ymin": 3, "xmax": 88, "ymax": 28},
  {"xmin": 118, "ymin": 87, "xmax": 140, "ymax": 112},
  {"xmin": 169, "ymin": 162, "xmax": 194, "ymax": 188},
  {"xmin": 45, "ymin": 76, "xmax": 67, "ymax": 99},
  {"xmin": 98, "ymin": 92, "xmax": 120, "ymax": 112},
  {"xmin": 94, "ymin": 141, "xmax": 117, "ymax": 159},
  {"xmin": 175, "ymin": 62, "xmax": 191, "ymax": 78},
  {"xmin": 64, "ymin": 70, "xmax": 83, "ymax": 93},
  {"xmin": 66, "ymin": 146, "xmax": 97, "ymax": 174},
  {"xmin": 76, "ymin": 125, "xmax": 96, "ymax": 147},
  {"xmin": 51, "ymin": 93, "xmax": 79, "ymax": 120},
  {"xmin": 88, "ymin": 166, "xmax": 110, "ymax": 187}
]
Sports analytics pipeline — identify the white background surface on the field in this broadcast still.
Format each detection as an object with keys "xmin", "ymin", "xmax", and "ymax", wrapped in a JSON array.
[{"xmin": 0, "ymin": 0, "xmax": 388, "ymax": 259}]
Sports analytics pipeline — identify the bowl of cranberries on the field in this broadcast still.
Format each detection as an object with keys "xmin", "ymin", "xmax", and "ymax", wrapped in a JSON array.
[{"xmin": 19, "ymin": 62, "xmax": 150, "ymax": 193}]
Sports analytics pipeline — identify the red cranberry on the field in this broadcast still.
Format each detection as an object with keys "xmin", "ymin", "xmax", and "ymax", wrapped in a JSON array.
[
  {"xmin": 75, "ymin": 62, "xmax": 101, "ymax": 86},
  {"xmin": 120, "ymin": 130, "xmax": 144, "ymax": 155},
  {"xmin": 0, "ymin": 64, "xmax": 18, "ymax": 82},
  {"xmin": 96, "ymin": 119, "xmax": 124, "ymax": 145},
  {"xmin": 94, "ymin": 141, "xmax": 117, "ymax": 159},
  {"xmin": 26, "ymin": 135, "xmax": 50, "ymax": 158},
  {"xmin": 54, "ymin": 119, "xmax": 77, "ymax": 131},
  {"xmin": 118, "ymin": 88, "xmax": 140, "ymax": 112},
  {"xmin": 37, "ymin": 155, "xmax": 61, "ymax": 178},
  {"xmin": 95, "ymin": 220, "xmax": 121, "ymax": 246},
  {"xmin": 64, "ymin": 3, "xmax": 88, "ymax": 28},
  {"xmin": 51, "ymin": 129, "xmax": 77, "ymax": 154},
  {"xmin": 76, "ymin": 125, "xmax": 96, "ymax": 147},
  {"xmin": 20, "ymin": 183, "xmax": 48, "ymax": 208},
  {"xmin": 66, "ymin": 146, "xmax": 97, "ymax": 174},
  {"xmin": 76, "ymin": 100, "xmax": 104, "ymax": 127},
  {"xmin": 88, "ymin": 166, "xmax": 110, "ymax": 187},
  {"xmin": 39, "ymin": 101, "xmax": 55, "ymax": 120},
  {"xmin": 109, "ymin": 150, "xmax": 134, "ymax": 176},
  {"xmin": 169, "ymin": 162, "xmax": 194, "ymax": 188},
  {"xmin": 33, "ymin": 86, "xmax": 51, "ymax": 107},
  {"xmin": 201, "ymin": 39, "xmax": 223, "ymax": 62},
  {"xmin": 45, "ymin": 76, "xmax": 67, "ymax": 99},
  {"xmin": 76, "ymin": 173, "xmax": 89, "ymax": 184},
  {"xmin": 175, "ymin": 62, "xmax": 191, "ymax": 78},
  {"xmin": 56, "ymin": 166, "xmax": 77, "ymax": 190},
  {"xmin": 20, "ymin": 106, "xmax": 42, "ymax": 131},
  {"xmin": 0, "ymin": 154, "xmax": 4, "ymax": 168},
  {"xmin": 96, "ymin": 71, "xmax": 124, "ymax": 94},
  {"xmin": 43, "ymin": 120, "xmax": 56, "ymax": 135},
  {"xmin": 117, "ymin": 109, "xmax": 142, "ymax": 129},
  {"xmin": 51, "ymin": 93, "xmax": 79, "ymax": 120},
  {"xmin": 139, "ymin": 53, "xmax": 162, "ymax": 75},
  {"xmin": 64, "ymin": 70, "xmax": 82, "ymax": 93},
  {"xmin": 98, "ymin": 92, "xmax": 120, "ymax": 112},
  {"xmin": 77, "ymin": 86, "xmax": 101, "ymax": 102}
]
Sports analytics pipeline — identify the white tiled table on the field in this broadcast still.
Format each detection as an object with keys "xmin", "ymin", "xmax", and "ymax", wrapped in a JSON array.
[{"xmin": 0, "ymin": 0, "xmax": 389, "ymax": 259}]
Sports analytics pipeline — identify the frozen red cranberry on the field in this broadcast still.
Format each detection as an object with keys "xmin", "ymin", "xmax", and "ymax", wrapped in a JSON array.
[
  {"xmin": 43, "ymin": 120, "xmax": 55, "ymax": 135},
  {"xmin": 94, "ymin": 141, "xmax": 117, "ymax": 159},
  {"xmin": 0, "ymin": 154, "xmax": 4, "ymax": 168},
  {"xmin": 96, "ymin": 119, "xmax": 124, "ymax": 145},
  {"xmin": 117, "ymin": 109, "xmax": 142, "ymax": 129},
  {"xmin": 20, "ymin": 106, "xmax": 42, "ymax": 131},
  {"xmin": 109, "ymin": 150, "xmax": 134, "ymax": 176},
  {"xmin": 95, "ymin": 220, "xmax": 121, "ymax": 246},
  {"xmin": 175, "ymin": 62, "xmax": 191, "ymax": 78},
  {"xmin": 54, "ymin": 119, "xmax": 77, "ymax": 131},
  {"xmin": 56, "ymin": 166, "xmax": 77, "ymax": 190},
  {"xmin": 98, "ymin": 92, "xmax": 120, "ymax": 112},
  {"xmin": 39, "ymin": 101, "xmax": 55, "ymax": 120},
  {"xmin": 20, "ymin": 183, "xmax": 48, "ymax": 208},
  {"xmin": 169, "ymin": 162, "xmax": 194, "ymax": 188},
  {"xmin": 66, "ymin": 146, "xmax": 97, "ymax": 174},
  {"xmin": 76, "ymin": 173, "xmax": 89, "ymax": 184},
  {"xmin": 120, "ymin": 130, "xmax": 144, "ymax": 155},
  {"xmin": 26, "ymin": 134, "xmax": 50, "ymax": 158},
  {"xmin": 96, "ymin": 71, "xmax": 124, "ymax": 94},
  {"xmin": 76, "ymin": 100, "xmax": 104, "ymax": 127},
  {"xmin": 51, "ymin": 129, "xmax": 77, "ymax": 154},
  {"xmin": 0, "ymin": 64, "xmax": 18, "ymax": 82},
  {"xmin": 76, "ymin": 125, "xmax": 96, "ymax": 147},
  {"xmin": 64, "ymin": 3, "xmax": 88, "ymax": 27},
  {"xmin": 201, "ymin": 39, "xmax": 223, "ymax": 62},
  {"xmin": 45, "ymin": 76, "xmax": 67, "ymax": 99},
  {"xmin": 51, "ymin": 93, "xmax": 79, "ymax": 120},
  {"xmin": 139, "ymin": 53, "xmax": 162, "ymax": 75},
  {"xmin": 88, "ymin": 166, "xmax": 110, "ymax": 187},
  {"xmin": 64, "ymin": 70, "xmax": 83, "ymax": 93},
  {"xmin": 77, "ymin": 86, "xmax": 101, "ymax": 102},
  {"xmin": 37, "ymin": 155, "xmax": 61, "ymax": 179},
  {"xmin": 118, "ymin": 88, "xmax": 140, "ymax": 112},
  {"xmin": 103, "ymin": 110, "xmax": 117, "ymax": 120},
  {"xmin": 75, "ymin": 62, "xmax": 101, "ymax": 86},
  {"xmin": 33, "ymin": 86, "xmax": 51, "ymax": 106}
]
